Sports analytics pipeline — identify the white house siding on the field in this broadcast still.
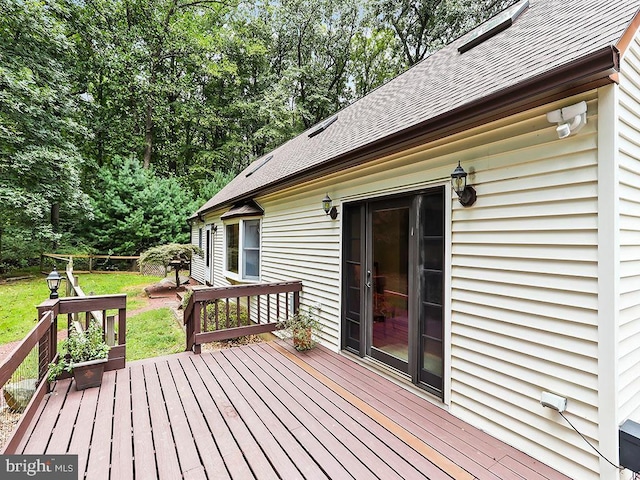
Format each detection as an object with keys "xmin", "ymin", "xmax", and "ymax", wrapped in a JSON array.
[
  {"xmin": 618, "ymin": 33, "xmax": 640, "ymax": 424},
  {"xmin": 196, "ymin": 91, "xmax": 604, "ymax": 478},
  {"xmin": 446, "ymin": 93, "xmax": 602, "ymax": 480},
  {"xmin": 253, "ymin": 91, "xmax": 600, "ymax": 479},
  {"xmin": 190, "ymin": 220, "xmax": 206, "ymax": 284}
]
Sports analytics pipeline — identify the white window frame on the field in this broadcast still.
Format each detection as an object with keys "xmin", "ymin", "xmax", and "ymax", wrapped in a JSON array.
[{"xmin": 223, "ymin": 217, "xmax": 261, "ymax": 281}]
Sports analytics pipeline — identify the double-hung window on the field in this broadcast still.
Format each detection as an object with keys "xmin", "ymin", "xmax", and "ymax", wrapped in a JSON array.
[{"xmin": 224, "ymin": 218, "xmax": 260, "ymax": 280}]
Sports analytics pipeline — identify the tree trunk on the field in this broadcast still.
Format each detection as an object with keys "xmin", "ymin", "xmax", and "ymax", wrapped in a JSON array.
[
  {"xmin": 51, "ymin": 203, "xmax": 60, "ymax": 250},
  {"xmin": 143, "ymin": 101, "xmax": 153, "ymax": 169}
]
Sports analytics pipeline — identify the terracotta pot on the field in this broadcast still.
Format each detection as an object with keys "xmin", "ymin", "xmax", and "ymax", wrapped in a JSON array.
[{"xmin": 72, "ymin": 358, "xmax": 108, "ymax": 390}]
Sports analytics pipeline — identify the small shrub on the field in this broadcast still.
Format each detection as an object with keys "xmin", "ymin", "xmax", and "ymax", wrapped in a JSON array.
[
  {"xmin": 48, "ymin": 321, "xmax": 110, "ymax": 381},
  {"xmin": 280, "ymin": 309, "xmax": 322, "ymax": 351}
]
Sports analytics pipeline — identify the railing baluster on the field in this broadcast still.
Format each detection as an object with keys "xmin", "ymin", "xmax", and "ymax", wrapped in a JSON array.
[
  {"xmin": 246, "ymin": 296, "xmax": 251, "ymax": 326},
  {"xmin": 203, "ymin": 302, "xmax": 208, "ymax": 333},
  {"xmin": 276, "ymin": 292, "xmax": 280, "ymax": 321},
  {"xmin": 257, "ymin": 294, "xmax": 261, "ymax": 324},
  {"xmin": 225, "ymin": 298, "xmax": 230, "ymax": 328},
  {"xmin": 267, "ymin": 294, "xmax": 271, "ymax": 323},
  {"xmin": 215, "ymin": 301, "xmax": 219, "ymax": 330}
]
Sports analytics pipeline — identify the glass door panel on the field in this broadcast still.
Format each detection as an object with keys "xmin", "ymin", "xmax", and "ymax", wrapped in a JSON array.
[
  {"xmin": 343, "ymin": 205, "xmax": 363, "ymax": 352},
  {"xmin": 370, "ymin": 203, "xmax": 410, "ymax": 373},
  {"xmin": 418, "ymin": 190, "xmax": 444, "ymax": 395}
]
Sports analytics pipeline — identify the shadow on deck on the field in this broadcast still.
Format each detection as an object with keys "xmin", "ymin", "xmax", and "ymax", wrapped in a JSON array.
[{"xmin": 12, "ymin": 341, "xmax": 570, "ymax": 480}]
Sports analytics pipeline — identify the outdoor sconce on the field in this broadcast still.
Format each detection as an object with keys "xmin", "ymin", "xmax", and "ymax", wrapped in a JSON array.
[
  {"xmin": 46, "ymin": 267, "xmax": 63, "ymax": 299},
  {"xmin": 451, "ymin": 161, "xmax": 477, "ymax": 207},
  {"xmin": 322, "ymin": 194, "xmax": 339, "ymax": 220}
]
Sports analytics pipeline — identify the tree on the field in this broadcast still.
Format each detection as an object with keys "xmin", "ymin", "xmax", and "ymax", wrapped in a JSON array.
[
  {"xmin": 0, "ymin": 0, "xmax": 90, "ymax": 268},
  {"xmin": 350, "ymin": 28, "xmax": 403, "ymax": 98},
  {"xmin": 139, "ymin": 243, "xmax": 203, "ymax": 287},
  {"xmin": 369, "ymin": 0, "xmax": 514, "ymax": 66},
  {"xmin": 84, "ymin": 157, "xmax": 195, "ymax": 254}
]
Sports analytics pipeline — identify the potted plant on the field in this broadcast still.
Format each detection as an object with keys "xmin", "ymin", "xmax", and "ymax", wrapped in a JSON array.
[
  {"xmin": 280, "ymin": 309, "xmax": 321, "ymax": 351},
  {"xmin": 48, "ymin": 321, "xmax": 110, "ymax": 390}
]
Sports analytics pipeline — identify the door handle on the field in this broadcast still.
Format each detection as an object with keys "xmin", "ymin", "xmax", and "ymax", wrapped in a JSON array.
[{"xmin": 366, "ymin": 270, "xmax": 372, "ymax": 288}]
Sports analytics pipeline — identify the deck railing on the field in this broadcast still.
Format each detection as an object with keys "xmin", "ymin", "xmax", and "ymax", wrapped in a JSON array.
[
  {"xmin": 0, "ymin": 294, "xmax": 126, "ymax": 454},
  {"xmin": 0, "ymin": 307, "xmax": 58, "ymax": 453},
  {"xmin": 184, "ymin": 281, "xmax": 302, "ymax": 353}
]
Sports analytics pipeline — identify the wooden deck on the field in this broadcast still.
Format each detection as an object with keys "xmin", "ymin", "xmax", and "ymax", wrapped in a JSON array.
[{"xmin": 12, "ymin": 341, "xmax": 570, "ymax": 480}]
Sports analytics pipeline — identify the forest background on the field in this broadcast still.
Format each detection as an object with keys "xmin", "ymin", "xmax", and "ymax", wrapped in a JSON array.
[{"xmin": 0, "ymin": 0, "xmax": 510, "ymax": 271}]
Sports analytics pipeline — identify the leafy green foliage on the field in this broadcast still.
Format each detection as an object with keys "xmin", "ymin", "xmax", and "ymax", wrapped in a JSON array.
[
  {"xmin": 280, "ymin": 308, "xmax": 322, "ymax": 351},
  {"xmin": 0, "ymin": 0, "xmax": 90, "ymax": 268},
  {"xmin": 0, "ymin": 0, "xmax": 512, "ymax": 269},
  {"xmin": 139, "ymin": 243, "xmax": 203, "ymax": 268},
  {"xmin": 370, "ymin": 0, "xmax": 513, "ymax": 66},
  {"xmin": 84, "ymin": 157, "xmax": 195, "ymax": 254},
  {"xmin": 48, "ymin": 321, "xmax": 110, "ymax": 381}
]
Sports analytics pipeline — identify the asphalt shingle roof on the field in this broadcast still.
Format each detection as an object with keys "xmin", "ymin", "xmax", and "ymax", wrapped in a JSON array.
[{"xmin": 197, "ymin": 0, "xmax": 639, "ymax": 215}]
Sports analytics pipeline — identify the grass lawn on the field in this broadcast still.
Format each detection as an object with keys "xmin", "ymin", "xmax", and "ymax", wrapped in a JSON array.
[
  {"xmin": 126, "ymin": 308, "xmax": 184, "ymax": 361},
  {"xmin": 0, "ymin": 273, "xmax": 161, "ymax": 344}
]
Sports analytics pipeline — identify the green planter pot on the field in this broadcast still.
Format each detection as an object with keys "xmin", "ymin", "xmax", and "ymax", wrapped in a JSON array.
[{"xmin": 72, "ymin": 358, "xmax": 108, "ymax": 390}]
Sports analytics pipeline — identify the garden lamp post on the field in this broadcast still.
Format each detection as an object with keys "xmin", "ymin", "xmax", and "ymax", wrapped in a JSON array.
[{"xmin": 46, "ymin": 267, "xmax": 63, "ymax": 299}]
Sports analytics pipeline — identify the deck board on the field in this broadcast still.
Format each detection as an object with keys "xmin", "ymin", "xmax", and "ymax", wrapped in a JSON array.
[
  {"xmin": 144, "ymin": 362, "xmax": 183, "ymax": 480},
  {"xmin": 179, "ymin": 355, "xmax": 255, "ymax": 480},
  {"xmin": 214, "ymin": 348, "xmax": 350, "ymax": 479},
  {"xmin": 22, "ymin": 378, "xmax": 72, "ymax": 454},
  {"xmin": 191, "ymin": 354, "xmax": 280, "ymax": 480},
  {"xmin": 213, "ymin": 348, "xmax": 361, "ymax": 479},
  {"xmin": 45, "ymin": 380, "xmax": 81, "ymax": 455},
  {"xmin": 130, "ymin": 363, "xmax": 158, "ymax": 479},
  {"xmin": 291, "ymin": 343, "xmax": 506, "ymax": 479},
  {"xmin": 168, "ymin": 358, "xmax": 234, "ymax": 480},
  {"xmin": 110, "ymin": 368, "xmax": 133, "ymax": 480},
  {"xmin": 219, "ymin": 348, "xmax": 379, "ymax": 480},
  {"xmin": 252, "ymin": 344, "xmax": 452, "ymax": 480},
  {"xmin": 68, "ymin": 383, "xmax": 100, "ymax": 477},
  {"xmin": 14, "ymin": 341, "xmax": 572, "ymax": 480},
  {"xmin": 245, "ymin": 344, "xmax": 438, "ymax": 480},
  {"xmin": 156, "ymin": 361, "xmax": 204, "ymax": 479},
  {"xmin": 85, "ymin": 370, "xmax": 116, "ymax": 480},
  {"xmin": 207, "ymin": 352, "xmax": 307, "ymax": 480}
]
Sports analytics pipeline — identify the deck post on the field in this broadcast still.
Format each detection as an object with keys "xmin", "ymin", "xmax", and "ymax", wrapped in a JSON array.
[
  {"xmin": 36, "ymin": 300, "xmax": 59, "ymax": 391},
  {"xmin": 192, "ymin": 302, "xmax": 201, "ymax": 354}
]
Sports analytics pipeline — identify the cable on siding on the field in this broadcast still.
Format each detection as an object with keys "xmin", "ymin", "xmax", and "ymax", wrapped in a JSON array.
[{"xmin": 558, "ymin": 411, "xmax": 623, "ymax": 471}]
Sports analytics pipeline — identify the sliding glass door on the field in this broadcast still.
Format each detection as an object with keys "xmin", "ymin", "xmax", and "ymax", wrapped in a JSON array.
[{"xmin": 342, "ymin": 188, "xmax": 445, "ymax": 397}]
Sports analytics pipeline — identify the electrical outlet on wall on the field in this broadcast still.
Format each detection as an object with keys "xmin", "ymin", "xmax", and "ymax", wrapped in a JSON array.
[{"xmin": 540, "ymin": 391, "xmax": 567, "ymax": 413}]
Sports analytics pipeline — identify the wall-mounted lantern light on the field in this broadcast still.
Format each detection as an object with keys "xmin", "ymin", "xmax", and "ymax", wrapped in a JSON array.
[
  {"xmin": 451, "ymin": 161, "xmax": 477, "ymax": 207},
  {"xmin": 322, "ymin": 194, "xmax": 339, "ymax": 220},
  {"xmin": 46, "ymin": 267, "xmax": 63, "ymax": 299}
]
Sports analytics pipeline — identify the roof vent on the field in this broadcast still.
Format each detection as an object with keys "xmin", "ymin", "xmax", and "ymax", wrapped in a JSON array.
[
  {"xmin": 245, "ymin": 155, "xmax": 273, "ymax": 177},
  {"xmin": 308, "ymin": 115, "xmax": 338, "ymax": 138},
  {"xmin": 458, "ymin": 0, "xmax": 529, "ymax": 54}
]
